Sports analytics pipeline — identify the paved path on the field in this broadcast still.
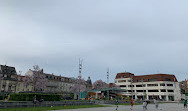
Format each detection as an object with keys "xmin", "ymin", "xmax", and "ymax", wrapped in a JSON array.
[{"xmin": 52, "ymin": 103, "xmax": 188, "ymax": 111}]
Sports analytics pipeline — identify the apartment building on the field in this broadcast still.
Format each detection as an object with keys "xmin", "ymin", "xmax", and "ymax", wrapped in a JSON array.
[
  {"xmin": 0, "ymin": 65, "xmax": 17, "ymax": 93},
  {"xmin": 25, "ymin": 69, "xmax": 91, "ymax": 94},
  {"xmin": 16, "ymin": 75, "xmax": 33, "ymax": 93},
  {"xmin": 25, "ymin": 69, "xmax": 76, "ymax": 94},
  {"xmin": 115, "ymin": 72, "xmax": 181, "ymax": 101},
  {"xmin": 0, "ymin": 64, "xmax": 92, "ymax": 94}
]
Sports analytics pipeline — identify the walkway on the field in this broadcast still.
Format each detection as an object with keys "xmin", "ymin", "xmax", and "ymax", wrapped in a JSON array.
[{"xmin": 52, "ymin": 103, "xmax": 188, "ymax": 111}]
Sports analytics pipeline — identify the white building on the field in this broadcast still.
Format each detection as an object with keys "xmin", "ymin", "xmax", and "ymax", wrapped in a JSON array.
[{"xmin": 115, "ymin": 72, "xmax": 181, "ymax": 101}]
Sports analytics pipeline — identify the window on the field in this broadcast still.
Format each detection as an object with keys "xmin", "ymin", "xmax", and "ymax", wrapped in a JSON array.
[
  {"xmin": 128, "ymin": 85, "xmax": 134, "ymax": 87},
  {"xmin": 167, "ymin": 90, "xmax": 174, "ymax": 92},
  {"xmin": 160, "ymin": 84, "xmax": 165, "ymax": 86},
  {"xmin": 147, "ymin": 84, "xmax": 158, "ymax": 87},
  {"xmin": 136, "ymin": 90, "xmax": 146, "ymax": 92},
  {"xmin": 137, "ymin": 79, "xmax": 144, "ymax": 82},
  {"xmin": 167, "ymin": 84, "xmax": 173, "ymax": 87},
  {"xmin": 120, "ymin": 85, "xmax": 126, "ymax": 87},
  {"xmin": 148, "ymin": 90, "xmax": 159, "ymax": 92},
  {"xmin": 136, "ymin": 84, "xmax": 146, "ymax": 87},
  {"xmin": 118, "ymin": 80, "xmax": 126, "ymax": 83},
  {"xmin": 161, "ymin": 89, "xmax": 166, "ymax": 92},
  {"xmin": 128, "ymin": 90, "xmax": 135, "ymax": 92},
  {"xmin": 148, "ymin": 79, "xmax": 157, "ymax": 82},
  {"xmin": 165, "ymin": 78, "xmax": 172, "ymax": 81},
  {"xmin": 128, "ymin": 80, "xmax": 131, "ymax": 82}
]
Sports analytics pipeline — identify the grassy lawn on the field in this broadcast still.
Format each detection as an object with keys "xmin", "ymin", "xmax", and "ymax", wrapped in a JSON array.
[{"xmin": 0, "ymin": 105, "xmax": 108, "ymax": 111}]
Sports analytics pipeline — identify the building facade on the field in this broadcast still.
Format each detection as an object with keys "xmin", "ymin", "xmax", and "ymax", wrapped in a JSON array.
[
  {"xmin": 25, "ymin": 69, "xmax": 91, "ymax": 94},
  {"xmin": 0, "ymin": 64, "xmax": 92, "ymax": 95},
  {"xmin": 0, "ymin": 65, "xmax": 18, "ymax": 94},
  {"xmin": 115, "ymin": 72, "xmax": 181, "ymax": 101}
]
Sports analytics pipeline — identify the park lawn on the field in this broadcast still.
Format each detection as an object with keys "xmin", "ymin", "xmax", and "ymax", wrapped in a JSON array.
[{"xmin": 0, "ymin": 105, "xmax": 108, "ymax": 111}]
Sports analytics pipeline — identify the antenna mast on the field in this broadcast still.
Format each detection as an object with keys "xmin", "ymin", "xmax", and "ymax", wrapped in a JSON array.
[
  {"xmin": 107, "ymin": 68, "xmax": 109, "ymax": 84},
  {"xmin": 78, "ymin": 59, "xmax": 83, "ymax": 79}
]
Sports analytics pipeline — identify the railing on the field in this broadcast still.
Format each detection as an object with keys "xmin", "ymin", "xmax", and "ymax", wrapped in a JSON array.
[{"xmin": 0, "ymin": 101, "xmax": 95, "ymax": 108}]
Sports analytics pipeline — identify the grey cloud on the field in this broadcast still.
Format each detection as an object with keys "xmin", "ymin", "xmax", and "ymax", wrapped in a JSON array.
[{"xmin": 0, "ymin": 0, "xmax": 188, "ymax": 82}]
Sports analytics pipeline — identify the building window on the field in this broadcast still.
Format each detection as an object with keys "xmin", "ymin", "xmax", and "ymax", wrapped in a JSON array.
[
  {"xmin": 147, "ymin": 84, "xmax": 158, "ymax": 87},
  {"xmin": 136, "ymin": 79, "xmax": 144, "ymax": 82},
  {"xmin": 136, "ymin": 90, "xmax": 146, "ymax": 92},
  {"xmin": 167, "ymin": 90, "xmax": 174, "ymax": 92},
  {"xmin": 128, "ymin": 90, "xmax": 135, "ymax": 92},
  {"xmin": 128, "ymin": 85, "xmax": 134, "ymax": 87},
  {"xmin": 118, "ymin": 80, "xmax": 126, "ymax": 83},
  {"xmin": 161, "ymin": 89, "xmax": 166, "ymax": 92},
  {"xmin": 120, "ymin": 85, "xmax": 126, "ymax": 87},
  {"xmin": 160, "ymin": 83, "xmax": 165, "ymax": 86},
  {"xmin": 148, "ymin": 90, "xmax": 159, "ymax": 92},
  {"xmin": 167, "ymin": 84, "xmax": 173, "ymax": 87},
  {"xmin": 148, "ymin": 79, "xmax": 157, "ymax": 82},
  {"xmin": 165, "ymin": 78, "xmax": 172, "ymax": 81},
  {"xmin": 136, "ymin": 84, "xmax": 146, "ymax": 87}
]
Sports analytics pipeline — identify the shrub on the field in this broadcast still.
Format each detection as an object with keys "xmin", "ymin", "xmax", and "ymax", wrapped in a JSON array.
[{"xmin": 9, "ymin": 93, "xmax": 62, "ymax": 101}]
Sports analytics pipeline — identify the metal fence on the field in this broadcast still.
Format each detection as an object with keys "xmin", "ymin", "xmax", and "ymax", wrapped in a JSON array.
[{"xmin": 0, "ymin": 101, "xmax": 95, "ymax": 108}]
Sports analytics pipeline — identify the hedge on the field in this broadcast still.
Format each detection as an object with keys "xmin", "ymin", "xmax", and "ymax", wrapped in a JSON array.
[
  {"xmin": 186, "ymin": 93, "xmax": 188, "ymax": 96},
  {"xmin": 0, "ymin": 96, "xmax": 4, "ymax": 100},
  {"xmin": 9, "ymin": 93, "xmax": 62, "ymax": 101}
]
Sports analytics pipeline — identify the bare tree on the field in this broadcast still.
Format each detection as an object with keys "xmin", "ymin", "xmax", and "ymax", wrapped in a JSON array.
[
  {"xmin": 24, "ymin": 65, "xmax": 47, "ymax": 92},
  {"xmin": 93, "ymin": 80, "xmax": 108, "ymax": 90}
]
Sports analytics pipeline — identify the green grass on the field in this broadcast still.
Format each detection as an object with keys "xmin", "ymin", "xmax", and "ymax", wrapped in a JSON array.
[{"xmin": 0, "ymin": 105, "xmax": 108, "ymax": 111}]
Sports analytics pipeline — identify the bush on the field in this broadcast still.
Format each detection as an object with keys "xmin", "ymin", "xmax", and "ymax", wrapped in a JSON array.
[
  {"xmin": 0, "ymin": 96, "xmax": 4, "ymax": 100},
  {"xmin": 9, "ymin": 93, "xmax": 62, "ymax": 101}
]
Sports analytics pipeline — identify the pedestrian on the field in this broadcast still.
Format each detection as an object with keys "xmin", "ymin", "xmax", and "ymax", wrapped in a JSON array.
[
  {"xmin": 115, "ymin": 99, "xmax": 119, "ymax": 110},
  {"xmin": 143, "ymin": 101, "xmax": 147, "ymax": 111},
  {"xmin": 130, "ymin": 99, "xmax": 133, "ymax": 110},
  {"xmin": 33, "ymin": 95, "xmax": 37, "ymax": 104},
  {"xmin": 39, "ymin": 97, "xmax": 44, "ymax": 105},
  {"xmin": 145, "ymin": 100, "xmax": 148, "ymax": 110},
  {"xmin": 184, "ymin": 99, "xmax": 187, "ymax": 109},
  {"xmin": 154, "ymin": 98, "xmax": 159, "ymax": 110}
]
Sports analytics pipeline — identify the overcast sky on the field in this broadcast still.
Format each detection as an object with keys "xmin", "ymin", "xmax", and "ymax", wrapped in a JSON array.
[{"xmin": 0, "ymin": 0, "xmax": 188, "ymax": 83}]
